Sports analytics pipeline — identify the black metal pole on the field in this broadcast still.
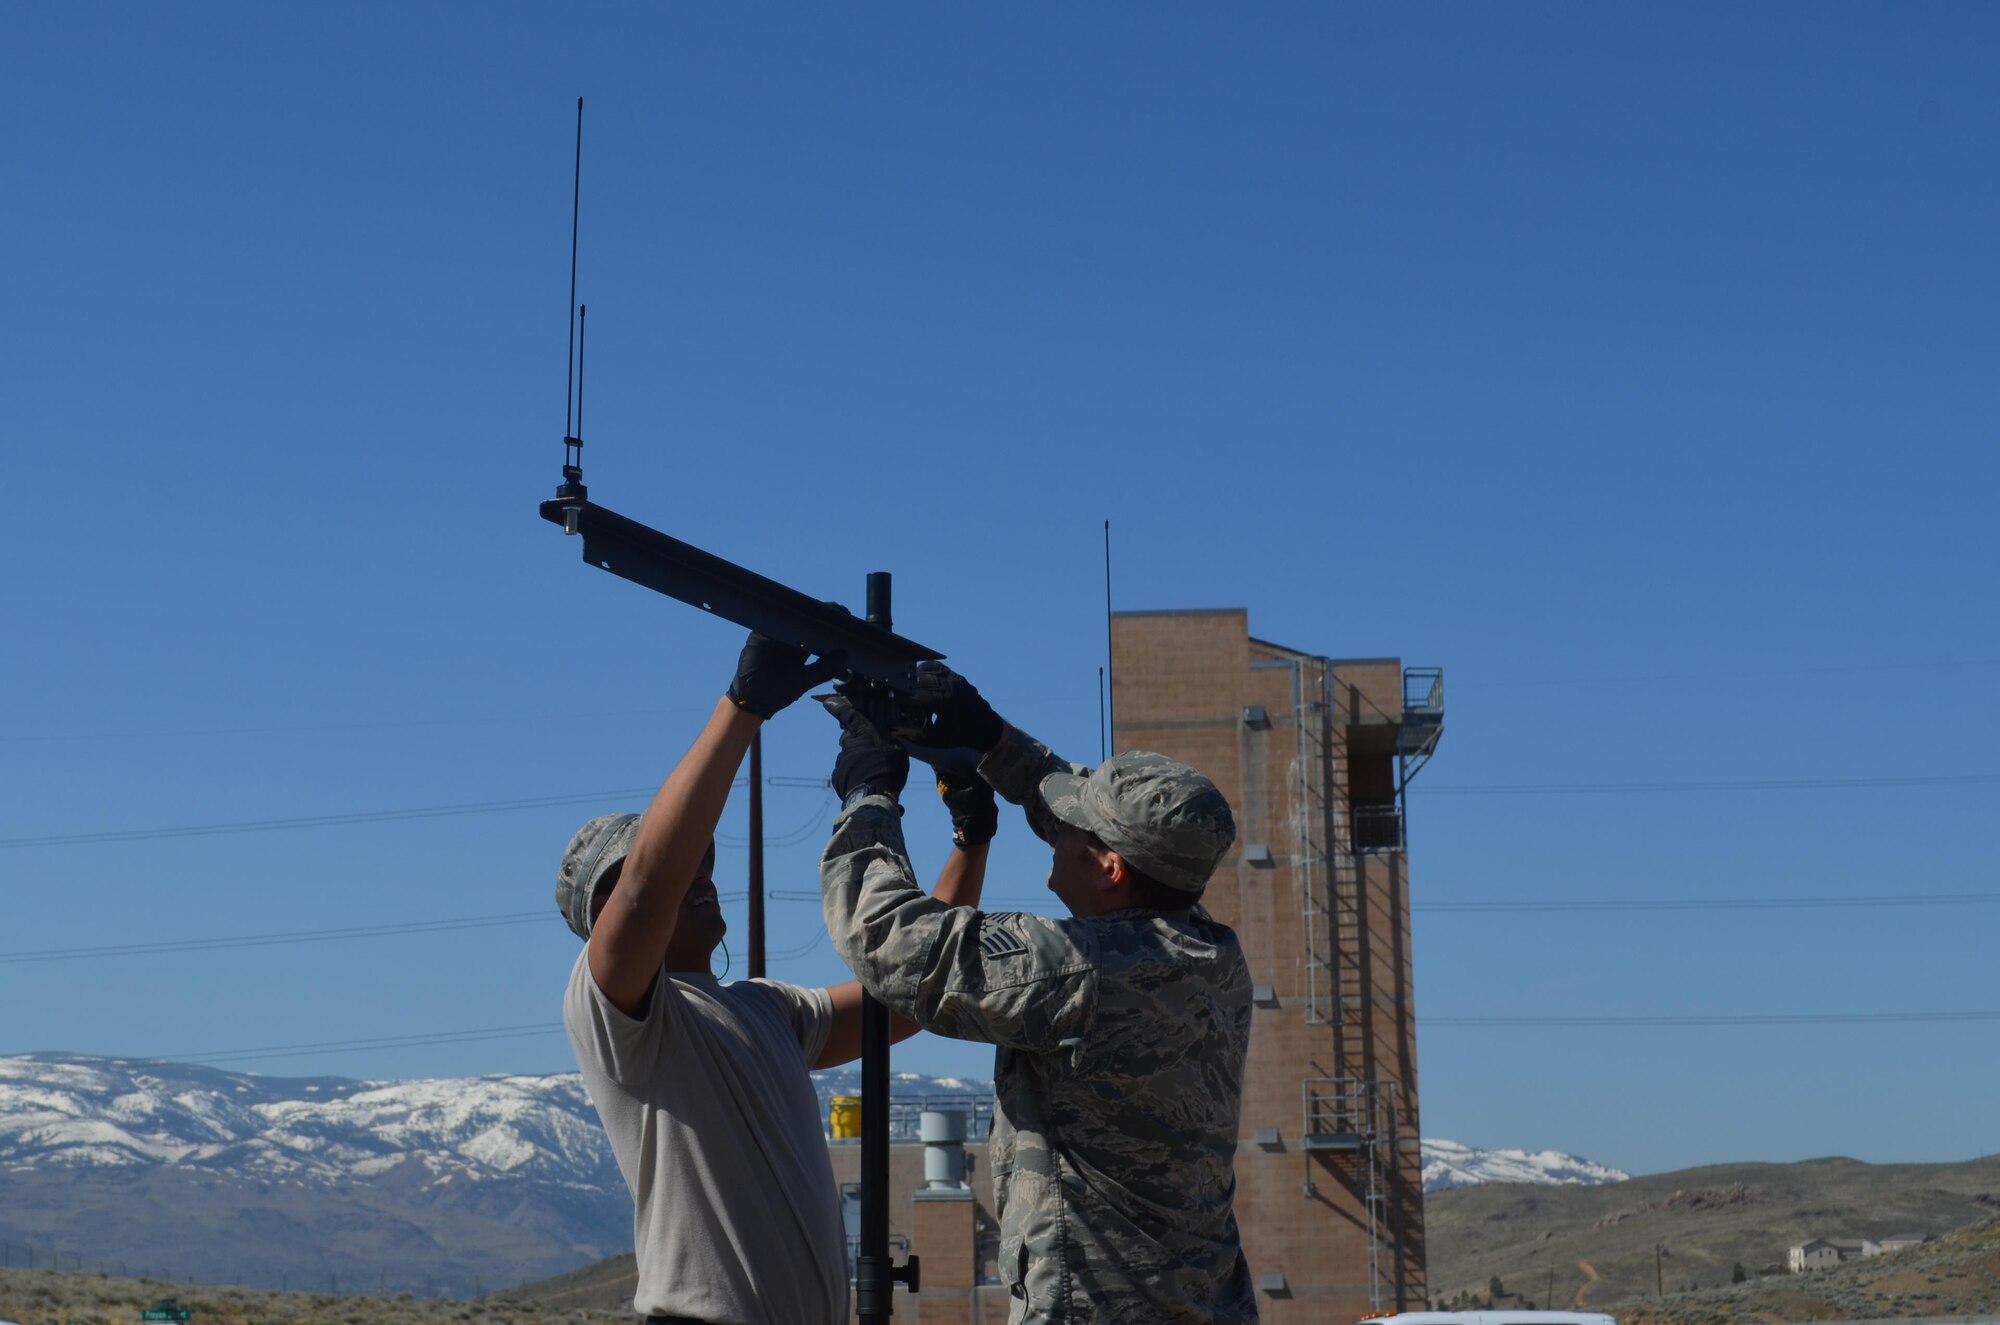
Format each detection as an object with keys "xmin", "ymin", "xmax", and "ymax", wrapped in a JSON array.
[
  {"xmin": 747, "ymin": 729, "xmax": 765, "ymax": 979},
  {"xmin": 1104, "ymin": 520, "xmax": 1114, "ymax": 752},
  {"xmin": 858, "ymin": 571, "xmax": 901, "ymax": 1323}
]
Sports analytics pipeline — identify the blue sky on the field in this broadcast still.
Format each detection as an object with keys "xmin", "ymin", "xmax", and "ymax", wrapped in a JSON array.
[{"xmin": 3, "ymin": 3, "xmax": 1996, "ymax": 1179}]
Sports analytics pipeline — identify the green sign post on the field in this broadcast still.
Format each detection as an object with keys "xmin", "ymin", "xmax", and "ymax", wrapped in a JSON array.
[{"xmin": 141, "ymin": 1300, "xmax": 192, "ymax": 1322}]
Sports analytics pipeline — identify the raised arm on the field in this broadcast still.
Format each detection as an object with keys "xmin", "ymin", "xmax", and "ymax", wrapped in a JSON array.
[
  {"xmin": 587, "ymin": 697, "xmax": 754, "ymax": 1014},
  {"xmin": 820, "ymin": 793, "xmax": 1094, "ymax": 1051},
  {"xmin": 811, "ymin": 743, "xmax": 996, "ymax": 1069},
  {"xmin": 587, "ymin": 634, "xmax": 840, "ymax": 1016},
  {"xmin": 900, "ymin": 661, "xmax": 1090, "ymax": 846},
  {"xmin": 815, "ymin": 693, "xmax": 1094, "ymax": 1051},
  {"xmin": 976, "ymin": 721, "xmax": 1091, "ymax": 846}
]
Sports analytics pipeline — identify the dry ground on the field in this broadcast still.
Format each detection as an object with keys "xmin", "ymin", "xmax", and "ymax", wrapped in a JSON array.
[{"xmin": 0, "ymin": 1269, "xmax": 627, "ymax": 1325}]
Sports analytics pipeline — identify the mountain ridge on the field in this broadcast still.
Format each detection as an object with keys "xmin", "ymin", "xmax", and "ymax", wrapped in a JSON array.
[{"xmin": 0, "ymin": 1051, "xmax": 1622, "ymax": 1295}]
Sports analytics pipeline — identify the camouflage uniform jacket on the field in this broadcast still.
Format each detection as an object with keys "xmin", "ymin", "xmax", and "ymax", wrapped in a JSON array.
[{"xmin": 819, "ymin": 724, "xmax": 1258, "ymax": 1324}]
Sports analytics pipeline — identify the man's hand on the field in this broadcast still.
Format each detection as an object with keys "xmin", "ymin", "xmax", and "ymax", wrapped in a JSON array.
[
  {"xmin": 934, "ymin": 750, "xmax": 998, "ymax": 849},
  {"xmin": 821, "ymin": 695, "xmax": 910, "ymax": 802},
  {"xmin": 727, "ymin": 631, "xmax": 845, "ymax": 719},
  {"xmin": 902, "ymin": 661, "xmax": 1004, "ymax": 754}
]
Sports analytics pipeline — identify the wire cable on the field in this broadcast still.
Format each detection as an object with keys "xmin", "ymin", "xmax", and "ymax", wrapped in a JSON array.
[
  {"xmin": 714, "ymin": 795, "xmax": 834, "ymax": 848},
  {"xmin": 1426, "ymin": 1010, "xmax": 2000, "ymax": 1027},
  {"xmin": 1459, "ymin": 657, "xmax": 2000, "ymax": 689},
  {"xmin": 0, "ymin": 914, "xmax": 551, "ymax": 964},
  {"xmin": 768, "ymin": 930, "xmax": 826, "ymax": 962},
  {"xmin": 0, "ymin": 902, "xmax": 744, "ymax": 965},
  {"xmin": 1414, "ymin": 891, "xmax": 2000, "ymax": 913},
  {"xmin": 141, "ymin": 1006, "xmax": 2000, "ymax": 1067},
  {"xmin": 167, "ymin": 1024, "xmax": 567, "ymax": 1065},
  {"xmin": 1420, "ymin": 773, "xmax": 2000, "ymax": 796},
  {"xmin": 1, "ymin": 782, "xmax": 828, "ymax": 850},
  {"xmin": 0, "ymin": 888, "xmax": 1986, "ymax": 968},
  {"xmin": 11, "ymin": 770, "xmax": 1995, "ymax": 852},
  {"xmin": 0, "ymin": 789, "xmax": 657, "ymax": 849}
]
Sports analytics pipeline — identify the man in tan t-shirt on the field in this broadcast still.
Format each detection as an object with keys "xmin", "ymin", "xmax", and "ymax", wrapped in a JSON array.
[{"xmin": 558, "ymin": 632, "xmax": 995, "ymax": 1325}]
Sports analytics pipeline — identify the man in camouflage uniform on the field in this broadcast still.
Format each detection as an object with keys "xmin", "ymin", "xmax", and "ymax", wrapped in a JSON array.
[{"xmin": 817, "ymin": 665, "xmax": 1257, "ymax": 1324}]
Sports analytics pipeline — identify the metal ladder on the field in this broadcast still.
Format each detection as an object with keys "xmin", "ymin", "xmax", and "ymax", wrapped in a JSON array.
[{"xmin": 1293, "ymin": 660, "xmax": 1336, "ymax": 1026}]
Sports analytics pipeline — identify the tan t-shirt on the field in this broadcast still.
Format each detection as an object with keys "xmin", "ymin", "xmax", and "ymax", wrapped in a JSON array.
[{"xmin": 564, "ymin": 952, "xmax": 848, "ymax": 1325}]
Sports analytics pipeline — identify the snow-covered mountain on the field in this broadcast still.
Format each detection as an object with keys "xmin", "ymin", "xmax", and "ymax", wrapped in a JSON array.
[
  {"xmin": 0, "ymin": 1052, "xmax": 996, "ymax": 1295},
  {"xmin": 0, "ymin": 1052, "xmax": 617, "ymax": 1188},
  {"xmin": 1420, "ymin": 1136, "xmax": 1629, "ymax": 1191},
  {"xmin": 0, "ymin": 1052, "xmax": 1621, "ymax": 1294},
  {"xmin": 0, "ymin": 1053, "xmax": 1621, "ymax": 1195},
  {"xmin": 0, "ymin": 1054, "xmax": 993, "ymax": 1186}
]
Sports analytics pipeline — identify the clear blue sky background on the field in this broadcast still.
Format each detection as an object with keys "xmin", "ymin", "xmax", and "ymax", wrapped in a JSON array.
[{"xmin": 4, "ymin": 4, "xmax": 1995, "ymax": 1179}]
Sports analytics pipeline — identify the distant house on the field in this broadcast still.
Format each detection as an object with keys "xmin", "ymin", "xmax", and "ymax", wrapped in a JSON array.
[
  {"xmin": 1789, "ymin": 1237, "xmax": 1875, "ymax": 1272},
  {"xmin": 1876, "ymin": 1233, "xmax": 1927, "ymax": 1253}
]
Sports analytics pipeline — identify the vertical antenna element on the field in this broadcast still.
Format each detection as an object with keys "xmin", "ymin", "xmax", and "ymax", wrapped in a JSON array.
[
  {"xmin": 564, "ymin": 97, "xmax": 582, "ymax": 444},
  {"xmin": 1098, "ymin": 666, "xmax": 1107, "ymax": 761},
  {"xmin": 1103, "ymin": 520, "xmax": 1115, "ymax": 756},
  {"xmin": 557, "ymin": 97, "xmax": 588, "ymax": 526}
]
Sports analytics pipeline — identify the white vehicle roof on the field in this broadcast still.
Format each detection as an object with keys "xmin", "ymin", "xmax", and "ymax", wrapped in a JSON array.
[{"xmin": 1365, "ymin": 1314, "xmax": 1616, "ymax": 1325}]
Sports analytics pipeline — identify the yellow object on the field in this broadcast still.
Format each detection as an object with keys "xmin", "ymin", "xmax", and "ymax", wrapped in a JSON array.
[{"xmin": 829, "ymin": 1096, "xmax": 862, "ymax": 1139}]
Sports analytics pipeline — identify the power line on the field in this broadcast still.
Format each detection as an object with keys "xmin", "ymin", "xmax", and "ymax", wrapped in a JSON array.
[
  {"xmin": 0, "ymin": 708, "xmax": 683, "ymax": 744},
  {"xmin": 12, "ymin": 769, "xmax": 1994, "ymax": 852},
  {"xmin": 0, "ymin": 899, "xmax": 777, "ymax": 965},
  {"xmin": 1459, "ymin": 657, "xmax": 2000, "ymax": 689},
  {"xmin": 138, "ymin": 1006, "xmax": 2000, "ymax": 1066},
  {"xmin": 1426, "ymin": 1010, "xmax": 2000, "ymax": 1027},
  {"xmin": 1420, "ymin": 773, "xmax": 2000, "ymax": 795},
  {"xmin": 0, "ymin": 781, "xmax": 829, "ymax": 850},
  {"xmin": 0, "ymin": 693, "xmax": 1076, "ymax": 746},
  {"xmin": 0, "ymin": 914, "xmax": 552, "ymax": 964},
  {"xmin": 1414, "ymin": 892, "xmax": 2000, "ymax": 913},
  {"xmin": 1, "ymin": 889, "xmax": 1986, "ymax": 968},
  {"xmin": 770, "ymin": 930, "xmax": 826, "ymax": 961},
  {"xmin": 714, "ymin": 795, "xmax": 835, "ymax": 849},
  {"xmin": 166, "ymin": 1024, "xmax": 568, "ymax": 1065},
  {"xmin": 0, "ymin": 789, "xmax": 655, "ymax": 849}
]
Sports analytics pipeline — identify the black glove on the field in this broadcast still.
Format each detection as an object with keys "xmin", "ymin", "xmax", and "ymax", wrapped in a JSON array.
[
  {"xmin": 820, "ymin": 695, "xmax": 910, "ymax": 802},
  {"xmin": 903, "ymin": 661, "xmax": 1004, "ymax": 754},
  {"xmin": 934, "ymin": 750, "xmax": 998, "ymax": 849},
  {"xmin": 727, "ymin": 631, "xmax": 845, "ymax": 719}
]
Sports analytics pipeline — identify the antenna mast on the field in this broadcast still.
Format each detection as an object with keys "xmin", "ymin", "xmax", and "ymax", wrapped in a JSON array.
[
  {"xmin": 557, "ymin": 96, "xmax": 588, "ymax": 530},
  {"xmin": 1104, "ymin": 519, "xmax": 1115, "ymax": 753}
]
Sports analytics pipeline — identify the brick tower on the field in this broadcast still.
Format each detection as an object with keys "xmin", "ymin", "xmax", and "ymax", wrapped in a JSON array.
[{"xmin": 1111, "ymin": 608, "xmax": 1442, "ymax": 1321}]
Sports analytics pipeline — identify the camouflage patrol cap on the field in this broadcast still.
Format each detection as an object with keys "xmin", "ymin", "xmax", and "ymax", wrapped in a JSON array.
[
  {"xmin": 556, "ymin": 814, "xmax": 640, "ymax": 940},
  {"xmin": 1039, "ymin": 751, "xmax": 1236, "ymax": 894},
  {"xmin": 555, "ymin": 815, "xmax": 718, "ymax": 941}
]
